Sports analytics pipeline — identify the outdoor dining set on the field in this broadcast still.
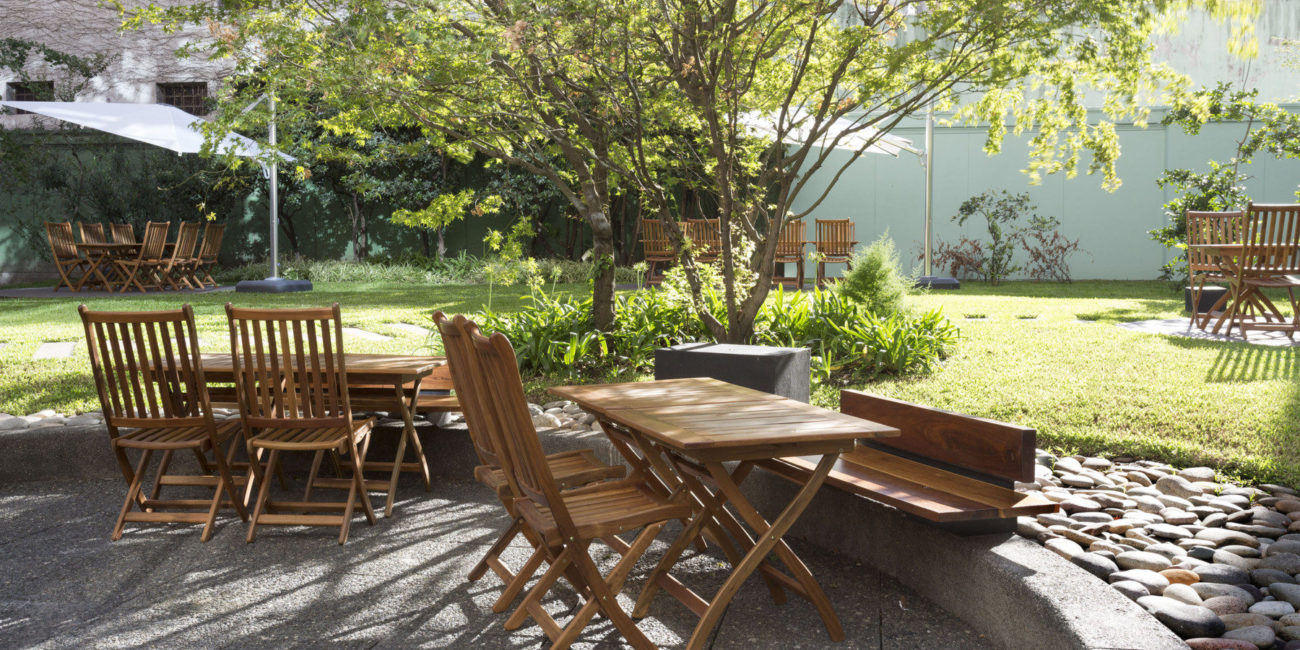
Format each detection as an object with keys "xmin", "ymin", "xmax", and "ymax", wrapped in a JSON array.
[
  {"xmin": 46, "ymin": 220, "xmax": 225, "ymax": 293},
  {"xmin": 640, "ymin": 217, "xmax": 857, "ymax": 286},
  {"xmin": 78, "ymin": 300, "xmax": 898, "ymax": 649},
  {"xmin": 1186, "ymin": 202, "xmax": 1300, "ymax": 341}
]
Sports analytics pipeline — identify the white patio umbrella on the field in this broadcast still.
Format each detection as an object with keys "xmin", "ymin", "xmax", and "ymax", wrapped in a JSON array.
[{"xmin": 0, "ymin": 100, "xmax": 303, "ymax": 291}]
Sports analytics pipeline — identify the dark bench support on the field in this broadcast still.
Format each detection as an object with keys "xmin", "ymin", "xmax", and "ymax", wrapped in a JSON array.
[{"xmin": 758, "ymin": 390, "xmax": 1056, "ymax": 535}]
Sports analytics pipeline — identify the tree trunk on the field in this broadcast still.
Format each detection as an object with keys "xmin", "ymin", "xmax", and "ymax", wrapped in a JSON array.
[
  {"xmin": 348, "ymin": 194, "xmax": 369, "ymax": 261},
  {"xmin": 582, "ymin": 184, "xmax": 617, "ymax": 332}
]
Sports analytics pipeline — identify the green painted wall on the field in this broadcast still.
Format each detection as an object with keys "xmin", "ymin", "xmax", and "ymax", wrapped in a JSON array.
[{"xmin": 790, "ymin": 107, "xmax": 1300, "ymax": 280}]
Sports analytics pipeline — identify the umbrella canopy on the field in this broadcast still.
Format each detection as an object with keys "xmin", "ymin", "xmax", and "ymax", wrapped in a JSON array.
[
  {"xmin": 0, "ymin": 100, "xmax": 284, "ymax": 160},
  {"xmin": 739, "ymin": 110, "xmax": 916, "ymax": 157}
]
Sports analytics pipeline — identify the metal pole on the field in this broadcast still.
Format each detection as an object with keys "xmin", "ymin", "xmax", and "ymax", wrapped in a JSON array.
[
  {"xmin": 268, "ymin": 95, "xmax": 279, "ymax": 280},
  {"xmin": 923, "ymin": 102, "xmax": 934, "ymax": 277}
]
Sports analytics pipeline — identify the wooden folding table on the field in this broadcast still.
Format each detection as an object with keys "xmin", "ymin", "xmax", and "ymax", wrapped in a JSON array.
[
  {"xmin": 201, "ymin": 352, "xmax": 444, "ymax": 516},
  {"xmin": 1189, "ymin": 243, "xmax": 1300, "ymax": 336},
  {"xmin": 550, "ymin": 377, "xmax": 899, "ymax": 649}
]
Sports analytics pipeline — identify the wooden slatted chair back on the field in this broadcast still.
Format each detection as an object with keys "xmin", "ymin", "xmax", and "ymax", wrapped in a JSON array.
[
  {"xmin": 640, "ymin": 218, "xmax": 674, "ymax": 260},
  {"xmin": 775, "ymin": 219, "xmax": 806, "ymax": 260},
  {"xmin": 1243, "ymin": 203, "xmax": 1300, "ymax": 274},
  {"xmin": 842, "ymin": 390, "xmax": 1035, "ymax": 486},
  {"xmin": 815, "ymin": 219, "xmax": 856, "ymax": 258},
  {"xmin": 1187, "ymin": 210, "xmax": 1244, "ymax": 272},
  {"xmin": 685, "ymin": 219, "xmax": 721, "ymax": 260},
  {"xmin": 432, "ymin": 311, "xmax": 506, "ymax": 469},
  {"xmin": 197, "ymin": 223, "xmax": 225, "ymax": 261},
  {"xmin": 79, "ymin": 304, "xmax": 211, "ymax": 431},
  {"xmin": 80, "ymin": 222, "xmax": 107, "ymax": 244},
  {"xmin": 137, "ymin": 221, "xmax": 170, "ymax": 261},
  {"xmin": 472, "ymin": 330, "xmax": 575, "ymax": 530},
  {"xmin": 46, "ymin": 222, "xmax": 81, "ymax": 261},
  {"xmin": 225, "ymin": 304, "xmax": 353, "ymax": 431},
  {"xmin": 111, "ymin": 222, "xmax": 137, "ymax": 244},
  {"xmin": 171, "ymin": 222, "xmax": 201, "ymax": 261}
]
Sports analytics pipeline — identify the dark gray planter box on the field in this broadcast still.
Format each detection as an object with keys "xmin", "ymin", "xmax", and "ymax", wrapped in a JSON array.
[
  {"xmin": 1184, "ymin": 286, "xmax": 1227, "ymax": 313},
  {"xmin": 655, "ymin": 343, "xmax": 811, "ymax": 403}
]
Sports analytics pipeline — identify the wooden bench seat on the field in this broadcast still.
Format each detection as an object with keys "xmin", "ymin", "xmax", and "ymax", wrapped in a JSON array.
[{"xmin": 759, "ymin": 390, "xmax": 1057, "ymax": 535}]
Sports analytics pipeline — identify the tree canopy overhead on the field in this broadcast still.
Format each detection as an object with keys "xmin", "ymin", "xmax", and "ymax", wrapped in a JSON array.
[{"xmin": 121, "ymin": 0, "xmax": 1258, "ymax": 340}]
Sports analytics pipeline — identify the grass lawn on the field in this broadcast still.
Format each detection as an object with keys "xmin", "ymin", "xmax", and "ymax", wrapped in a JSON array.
[
  {"xmin": 3, "ymin": 279, "xmax": 1297, "ymax": 484},
  {"xmin": 831, "ymin": 281, "xmax": 1300, "ymax": 485}
]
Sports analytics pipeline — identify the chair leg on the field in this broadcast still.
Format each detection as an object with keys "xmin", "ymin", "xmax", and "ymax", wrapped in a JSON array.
[
  {"xmin": 147, "ymin": 450, "xmax": 175, "ymax": 503},
  {"xmin": 247, "ymin": 448, "xmax": 278, "ymax": 543},
  {"xmin": 505, "ymin": 544, "xmax": 574, "ymax": 631},
  {"xmin": 353, "ymin": 437, "xmax": 378, "ymax": 525},
  {"xmin": 304, "ymin": 450, "xmax": 325, "ymax": 501},
  {"xmin": 471, "ymin": 517, "xmax": 523, "ymax": 581},
  {"xmin": 114, "ymin": 450, "xmax": 153, "ymax": 541},
  {"xmin": 212, "ymin": 443, "xmax": 248, "ymax": 522},
  {"xmin": 492, "ymin": 543, "xmax": 546, "ymax": 613}
]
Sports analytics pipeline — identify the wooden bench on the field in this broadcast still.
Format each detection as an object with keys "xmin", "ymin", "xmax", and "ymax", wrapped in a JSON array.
[{"xmin": 759, "ymin": 390, "xmax": 1057, "ymax": 535}]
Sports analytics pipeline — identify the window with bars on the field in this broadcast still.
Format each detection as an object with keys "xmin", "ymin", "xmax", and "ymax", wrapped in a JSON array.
[
  {"xmin": 6, "ymin": 81, "xmax": 54, "ymax": 114},
  {"xmin": 157, "ymin": 82, "xmax": 209, "ymax": 115}
]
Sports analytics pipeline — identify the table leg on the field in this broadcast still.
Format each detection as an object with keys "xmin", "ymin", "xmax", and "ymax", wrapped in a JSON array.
[
  {"xmin": 686, "ymin": 455, "xmax": 844, "ymax": 650},
  {"xmin": 74, "ymin": 252, "xmax": 112, "ymax": 292},
  {"xmin": 383, "ymin": 378, "xmax": 426, "ymax": 517}
]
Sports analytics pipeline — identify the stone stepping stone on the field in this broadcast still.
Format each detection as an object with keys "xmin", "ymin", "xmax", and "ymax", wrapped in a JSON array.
[
  {"xmin": 32, "ymin": 342, "xmax": 76, "ymax": 360},
  {"xmin": 387, "ymin": 323, "xmax": 430, "ymax": 336},
  {"xmin": 341, "ymin": 327, "xmax": 391, "ymax": 341}
]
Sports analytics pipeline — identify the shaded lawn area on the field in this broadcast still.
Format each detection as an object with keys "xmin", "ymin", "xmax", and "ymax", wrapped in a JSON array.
[
  {"xmin": 4, "ymin": 279, "xmax": 1298, "ymax": 485},
  {"xmin": 0, "ymin": 282, "xmax": 557, "ymax": 418},
  {"xmin": 828, "ymin": 281, "xmax": 1300, "ymax": 485}
]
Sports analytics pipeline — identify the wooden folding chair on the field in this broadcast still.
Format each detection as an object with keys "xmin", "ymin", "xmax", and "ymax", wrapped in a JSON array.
[
  {"xmin": 114, "ymin": 221, "xmax": 170, "ymax": 293},
  {"xmin": 639, "ymin": 219, "xmax": 676, "ymax": 284},
  {"xmin": 814, "ymin": 218, "xmax": 857, "ymax": 286},
  {"xmin": 46, "ymin": 222, "xmax": 91, "ymax": 292},
  {"xmin": 432, "ymin": 312, "xmax": 626, "ymax": 613},
  {"xmin": 226, "ymin": 303, "xmax": 377, "ymax": 544},
  {"xmin": 773, "ymin": 218, "xmax": 806, "ymax": 287},
  {"xmin": 1236, "ymin": 203, "xmax": 1300, "ymax": 340},
  {"xmin": 1186, "ymin": 210, "xmax": 1242, "ymax": 328},
  {"xmin": 192, "ymin": 222, "xmax": 225, "ymax": 287},
  {"xmin": 78, "ymin": 304, "xmax": 248, "ymax": 541},
  {"xmin": 160, "ymin": 222, "xmax": 201, "ymax": 290},
  {"xmin": 111, "ymin": 222, "xmax": 137, "ymax": 244},
  {"xmin": 472, "ymin": 328, "xmax": 692, "ymax": 648},
  {"xmin": 685, "ymin": 219, "xmax": 721, "ymax": 263},
  {"xmin": 79, "ymin": 222, "xmax": 107, "ymax": 244}
]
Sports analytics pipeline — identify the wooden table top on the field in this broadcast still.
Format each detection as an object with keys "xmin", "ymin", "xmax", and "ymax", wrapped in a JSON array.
[
  {"xmin": 200, "ymin": 353, "xmax": 445, "ymax": 383},
  {"xmin": 551, "ymin": 377, "xmax": 898, "ymax": 455}
]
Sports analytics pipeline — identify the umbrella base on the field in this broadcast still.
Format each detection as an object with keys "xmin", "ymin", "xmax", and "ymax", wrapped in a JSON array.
[
  {"xmin": 915, "ymin": 276, "xmax": 960, "ymax": 290},
  {"xmin": 235, "ymin": 278, "xmax": 313, "ymax": 293}
]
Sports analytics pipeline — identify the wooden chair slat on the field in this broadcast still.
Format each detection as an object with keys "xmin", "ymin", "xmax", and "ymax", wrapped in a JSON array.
[
  {"xmin": 110, "ymin": 223, "xmax": 137, "ymax": 244},
  {"xmin": 79, "ymin": 222, "xmax": 106, "ymax": 244}
]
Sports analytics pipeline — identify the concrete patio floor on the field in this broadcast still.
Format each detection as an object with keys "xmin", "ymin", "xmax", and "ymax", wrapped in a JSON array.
[{"xmin": 0, "ymin": 471, "xmax": 993, "ymax": 649}]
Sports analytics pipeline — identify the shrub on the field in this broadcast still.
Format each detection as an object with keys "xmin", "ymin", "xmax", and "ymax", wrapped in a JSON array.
[
  {"xmin": 836, "ymin": 233, "xmax": 910, "ymax": 315},
  {"xmin": 216, "ymin": 252, "xmax": 642, "ymax": 285},
  {"xmin": 937, "ymin": 190, "xmax": 1082, "ymax": 284}
]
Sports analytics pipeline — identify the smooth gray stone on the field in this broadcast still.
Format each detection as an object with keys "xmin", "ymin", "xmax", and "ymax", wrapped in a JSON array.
[
  {"xmin": 1179, "ymin": 467, "xmax": 1216, "ymax": 482},
  {"xmin": 1249, "ymin": 600, "xmax": 1296, "ymax": 617},
  {"xmin": 1252, "ymin": 568, "xmax": 1297, "ymax": 588},
  {"xmin": 1164, "ymin": 583, "xmax": 1204, "ymax": 605},
  {"xmin": 1254, "ymin": 508, "xmax": 1292, "ymax": 530},
  {"xmin": 1060, "ymin": 497, "xmax": 1104, "ymax": 514},
  {"xmin": 1201, "ymin": 512, "xmax": 1230, "ymax": 528},
  {"xmin": 1222, "ymin": 625, "xmax": 1276, "ymax": 648},
  {"xmin": 1149, "ymin": 523, "xmax": 1194, "ymax": 540},
  {"xmin": 1156, "ymin": 475, "xmax": 1203, "ymax": 499},
  {"xmin": 1145, "ymin": 543, "xmax": 1188, "ymax": 560},
  {"xmin": 1189, "ymin": 546, "xmax": 1218, "ymax": 562},
  {"xmin": 1191, "ymin": 583, "xmax": 1256, "ymax": 604},
  {"xmin": 1044, "ymin": 537, "xmax": 1084, "ymax": 560},
  {"xmin": 1267, "ymin": 540, "xmax": 1300, "ymax": 557},
  {"xmin": 1226, "ymin": 523, "xmax": 1287, "ymax": 538},
  {"xmin": 1070, "ymin": 552, "xmax": 1119, "ymax": 581},
  {"xmin": 1196, "ymin": 529, "xmax": 1259, "ymax": 548},
  {"xmin": 1195, "ymin": 563, "xmax": 1251, "ymax": 585},
  {"xmin": 1117, "ymin": 551, "xmax": 1173, "ymax": 572},
  {"xmin": 1272, "ymin": 583, "xmax": 1300, "ymax": 609},
  {"xmin": 1222, "ymin": 544, "xmax": 1262, "ymax": 559},
  {"xmin": 1201, "ymin": 595, "xmax": 1250, "ymax": 616},
  {"xmin": 1137, "ymin": 596, "xmax": 1226, "ymax": 639},
  {"xmin": 1038, "ymin": 513, "xmax": 1074, "ymax": 527},
  {"xmin": 1111, "ymin": 580, "xmax": 1150, "ymax": 601},
  {"xmin": 1070, "ymin": 511, "xmax": 1115, "ymax": 524},
  {"xmin": 1211, "ymin": 549, "xmax": 1260, "ymax": 572},
  {"xmin": 1054, "ymin": 456, "xmax": 1084, "ymax": 474},
  {"xmin": 1261, "ymin": 484, "xmax": 1299, "ymax": 497},
  {"xmin": 1017, "ymin": 517, "xmax": 1049, "ymax": 539},
  {"xmin": 1110, "ymin": 569, "xmax": 1171, "ymax": 594},
  {"xmin": 1263, "ymin": 553, "xmax": 1300, "ymax": 574}
]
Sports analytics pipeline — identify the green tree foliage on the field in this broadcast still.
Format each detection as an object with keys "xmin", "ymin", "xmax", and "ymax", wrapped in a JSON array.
[{"xmin": 119, "ymin": 0, "xmax": 1257, "ymax": 339}]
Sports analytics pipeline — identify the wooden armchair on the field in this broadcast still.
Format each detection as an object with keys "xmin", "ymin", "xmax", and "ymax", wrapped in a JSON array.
[
  {"xmin": 1186, "ymin": 210, "xmax": 1242, "ymax": 328},
  {"xmin": 773, "ymin": 218, "xmax": 807, "ymax": 287},
  {"xmin": 46, "ymin": 222, "xmax": 90, "ymax": 292},
  {"xmin": 472, "ymin": 326, "xmax": 691, "ymax": 647},
  {"xmin": 226, "ymin": 303, "xmax": 377, "ymax": 544},
  {"xmin": 111, "ymin": 222, "xmax": 137, "ymax": 244},
  {"xmin": 814, "ymin": 218, "xmax": 857, "ymax": 286},
  {"xmin": 79, "ymin": 222, "xmax": 107, "ymax": 244},
  {"xmin": 433, "ymin": 312, "xmax": 625, "ymax": 613},
  {"xmin": 1236, "ymin": 203, "xmax": 1300, "ymax": 340},
  {"xmin": 193, "ymin": 223, "xmax": 225, "ymax": 287},
  {"xmin": 639, "ymin": 218, "xmax": 676, "ymax": 284},
  {"xmin": 160, "ymin": 222, "xmax": 201, "ymax": 290},
  {"xmin": 113, "ymin": 221, "xmax": 170, "ymax": 293},
  {"xmin": 685, "ymin": 219, "xmax": 721, "ymax": 263},
  {"xmin": 78, "ymin": 304, "xmax": 248, "ymax": 541}
]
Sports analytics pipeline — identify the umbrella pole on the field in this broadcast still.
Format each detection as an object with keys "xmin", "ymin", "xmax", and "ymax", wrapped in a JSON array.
[
  {"xmin": 268, "ymin": 95, "xmax": 279, "ymax": 280},
  {"xmin": 916, "ymin": 101, "xmax": 959, "ymax": 290}
]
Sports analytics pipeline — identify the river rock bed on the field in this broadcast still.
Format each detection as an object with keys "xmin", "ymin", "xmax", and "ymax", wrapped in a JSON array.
[{"xmin": 1020, "ymin": 450, "xmax": 1300, "ymax": 648}]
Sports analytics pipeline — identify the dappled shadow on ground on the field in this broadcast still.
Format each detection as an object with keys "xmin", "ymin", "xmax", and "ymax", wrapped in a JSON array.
[{"xmin": 1074, "ymin": 300, "xmax": 1186, "ymax": 323}]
